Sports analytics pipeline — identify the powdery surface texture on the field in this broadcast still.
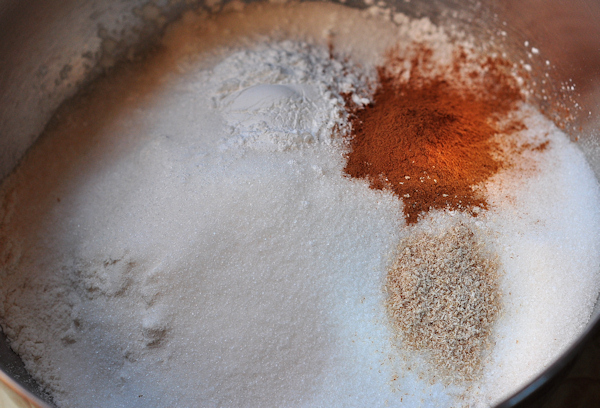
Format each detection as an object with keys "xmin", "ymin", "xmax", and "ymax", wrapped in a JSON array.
[{"xmin": 0, "ymin": 3, "xmax": 599, "ymax": 408}]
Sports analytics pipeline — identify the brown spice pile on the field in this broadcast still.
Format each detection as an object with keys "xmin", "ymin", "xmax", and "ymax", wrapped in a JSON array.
[
  {"xmin": 386, "ymin": 223, "xmax": 500, "ymax": 379},
  {"xmin": 344, "ymin": 46, "xmax": 525, "ymax": 224}
]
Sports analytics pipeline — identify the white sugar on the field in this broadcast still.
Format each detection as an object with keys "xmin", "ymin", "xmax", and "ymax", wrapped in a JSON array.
[
  {"xmin": 474, "ymin": 105, "xmax": 600, "ymax": 405},
  {"xmin": 0, "ymin": 3, "xmax": 599, "ymax": 408}
]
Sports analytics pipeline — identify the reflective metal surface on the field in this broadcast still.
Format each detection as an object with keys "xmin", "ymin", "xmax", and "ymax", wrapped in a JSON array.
[{"xmin": 1, "ymin": 1, "xmax": 599, "ymax": 406}]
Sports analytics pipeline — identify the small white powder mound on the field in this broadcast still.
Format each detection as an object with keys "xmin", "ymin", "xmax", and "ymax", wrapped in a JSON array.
[
  {"xmin": 210, "ymin": 41, "xmax": 371, "ymax": 152},
  {"xmin": 0, "ymin": 2, "xmax": 599, "ymax": 408}
]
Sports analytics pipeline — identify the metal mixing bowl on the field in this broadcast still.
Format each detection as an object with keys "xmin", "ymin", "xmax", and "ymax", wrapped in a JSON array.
[{"xmin": 1, "ymin": 0, "xmax": 600, "ymax": 406}]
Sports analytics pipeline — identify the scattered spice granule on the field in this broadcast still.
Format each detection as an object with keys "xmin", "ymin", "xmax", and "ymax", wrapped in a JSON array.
[{"xmin": 386, "ymin": 222, "xmax": 500, "ymax": 380}]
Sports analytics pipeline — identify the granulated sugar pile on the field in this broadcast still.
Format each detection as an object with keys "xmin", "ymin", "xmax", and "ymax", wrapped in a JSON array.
[{"xmin": 1, "ymin": 2, "xmax": 600, "ymax": 408}]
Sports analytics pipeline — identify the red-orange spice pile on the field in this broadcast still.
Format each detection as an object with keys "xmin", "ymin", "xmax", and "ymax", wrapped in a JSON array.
[{"xmin": 344, "ymin": 46, "xmax": 525, "ymax": 223}]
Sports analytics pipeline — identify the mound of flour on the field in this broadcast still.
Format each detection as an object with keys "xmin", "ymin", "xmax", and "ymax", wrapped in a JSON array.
[
  {"xmin": 0, "ymin": 2, "xmax": 599, "ymax": 408},
  {"xmin": 210, "ymin": 41, "xmax": 371, "ymax": 151}
]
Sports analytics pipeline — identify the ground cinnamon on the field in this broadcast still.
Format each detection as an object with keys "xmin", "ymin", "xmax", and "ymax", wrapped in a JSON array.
[{"xmin": 344, "ymin": 46, "xmax": 524, "ymax": 223}]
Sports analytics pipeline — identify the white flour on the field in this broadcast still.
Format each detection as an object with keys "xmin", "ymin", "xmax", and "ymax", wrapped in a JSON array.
[{"xmin": 0, "ymin": 2, "xmax": 599, "ymax": 408}]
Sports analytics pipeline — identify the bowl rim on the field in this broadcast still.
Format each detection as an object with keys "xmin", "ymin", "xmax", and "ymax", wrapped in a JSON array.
[{"xmin": 0, "ymin": 368, "xmax": 53, "ymax": 408}]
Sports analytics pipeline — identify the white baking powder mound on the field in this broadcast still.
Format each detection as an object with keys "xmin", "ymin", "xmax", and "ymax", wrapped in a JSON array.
[{"xmin": 0, "ymin": 2, "xmax": 599, "ymax": 408}]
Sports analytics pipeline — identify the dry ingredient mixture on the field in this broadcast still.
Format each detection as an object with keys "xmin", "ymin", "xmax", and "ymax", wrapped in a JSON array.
[
  {"xmin": 342, "ymin": 45, "xmax": 543, "ymax": 382},
  {"xmin": 1, "ymin": 2, "xmax": 600, "ymax": 408}
]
